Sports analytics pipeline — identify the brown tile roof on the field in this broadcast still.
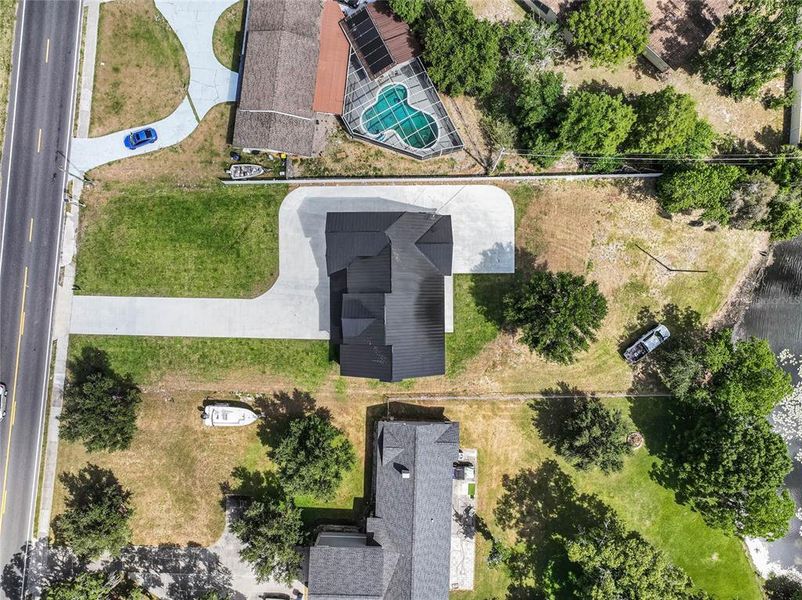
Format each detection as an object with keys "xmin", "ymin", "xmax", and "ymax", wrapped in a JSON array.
[
  {"xmin": 232, "ymin": 110, "xmax": 317, "ymax": 156},
  {"xmin": 233, "ymin": 0, "xmax": 323, "ymax": 153},
  {"xmin": 313, "ymin": 0, "xmax": 349, "ymax": 114},
  {"xmin": 367, "ymin": 2, "xmax": 421, "ymax": 66}
]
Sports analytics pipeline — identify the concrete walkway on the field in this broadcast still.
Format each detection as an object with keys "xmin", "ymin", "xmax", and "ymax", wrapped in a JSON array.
[
  {"xmin": 69, "ymin": 0, "xmax": 238, "ymax": 173},
  {"xmin": 69, "ymin": 185, "xmax": 515, "ymax": 338}
]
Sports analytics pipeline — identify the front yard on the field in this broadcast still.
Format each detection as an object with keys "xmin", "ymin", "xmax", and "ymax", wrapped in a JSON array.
[{"xmin": 90, "ymin": 0, "xmax": 188, "ymax": 136}]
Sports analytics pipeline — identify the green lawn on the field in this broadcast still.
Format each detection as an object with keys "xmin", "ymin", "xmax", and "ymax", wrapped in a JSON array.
[
  {"xmin": 75, "ymin": 183, "xmax": 287, "ymax": 298},
  {"xmin": 449, "ymin": 398, "xmax": 763, "ymax": 600},
  {"xmin": 446, "ymin": 275, "xmax": 503, "ymax": 376},
  {"xmin": 68, "ymin": 335, "xmax": 332, "ymax": 391},
  {"xmin": 212, "ymin": 0, "xmax": 244, "ymax": 72}
]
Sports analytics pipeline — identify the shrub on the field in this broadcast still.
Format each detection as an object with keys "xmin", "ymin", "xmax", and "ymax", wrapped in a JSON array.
[
  {"xmin": 656, "ymin": 164, "xmax": 745, "ymax": 223},
  {"xmin": 763, "ymin": 189, "xmax": 802, "ymax": 240},
  {"xmin": 700, "ymin": 0, "xmax": 802, "ymax": 99},
  {"xmin": 558, "ymin": 90, "xmax": 636, "ymax": 156},
  {"xmin": 504, "ymin": 271, "xmax": 608, "ymax": 363},
  {"xmin": 566, "ymin": 0, "xmax": 650, "ymax": 66}
]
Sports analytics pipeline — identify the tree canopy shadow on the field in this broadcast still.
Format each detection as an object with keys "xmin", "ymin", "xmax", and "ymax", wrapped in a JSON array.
[
  {"xmin": 494, "ymin": 460, "xmax": 615, "ymax": 599},
  {"xmin": 530, "ymin": 384, "xmax": 589, "ymax": 453},
  {"xmin": 66, "ymin": 345, "xmax": 138, "ymax": 393},
  {"xmin": 471, "ymin": 247, "xmax": 542, "ymax": 330},
  {"xmin": 254, "ymin": 389, "xmax": 330, "ymax": 449},
  {"xmin": 620, "ymin": 303, "xmax": 703, "ymax": 393},
  {"xmin": 1, "ymin": 538, "xmax": 81, "ymax": 600}
]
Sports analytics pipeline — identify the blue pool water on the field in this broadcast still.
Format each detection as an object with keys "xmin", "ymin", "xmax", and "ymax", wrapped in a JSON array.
[{"xmin": 361, "ymin": 84, "xmax": 438, "ymax": 150}]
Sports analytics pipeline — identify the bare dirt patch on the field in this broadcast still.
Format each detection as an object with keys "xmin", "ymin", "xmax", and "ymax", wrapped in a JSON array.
[{"xmin": 90, "ymin": 0, "xmax": 189, "ymax": 137}]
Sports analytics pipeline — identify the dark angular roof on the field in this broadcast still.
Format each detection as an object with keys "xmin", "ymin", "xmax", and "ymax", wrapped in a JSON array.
[
  {"xmin": 306, "ymin": 421, "xmax": 460, "ymax": 600},
  {"xmin": 326, "ymin": 212, "xmax": 453, "ymax": 382}
]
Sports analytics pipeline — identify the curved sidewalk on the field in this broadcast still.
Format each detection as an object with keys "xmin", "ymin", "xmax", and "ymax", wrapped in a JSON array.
[
  {"xmin": 69, "ymin": 185, "xmax": 516, "ymax": 339},
  {"xmin": 70, "ymin": 0, "xmax": 239, "ymax": 173}
]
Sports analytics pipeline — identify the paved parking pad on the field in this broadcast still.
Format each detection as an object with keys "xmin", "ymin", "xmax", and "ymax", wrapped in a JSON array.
[{"xmin": 70, "ymin": 185, "xmax": 515, "ymax": 339}]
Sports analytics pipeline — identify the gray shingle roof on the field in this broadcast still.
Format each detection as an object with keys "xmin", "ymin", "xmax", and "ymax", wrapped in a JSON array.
[
  {"xmin": 306, "ymin": 421, "xmax": 459, "ymax": 600},
  {"xmin": 325, "ymin": 212, "xmax": 453, "ymax": 382}
]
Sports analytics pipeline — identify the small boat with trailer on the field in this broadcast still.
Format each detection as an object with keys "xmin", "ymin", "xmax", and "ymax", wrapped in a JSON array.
[
  {"xmin": 202, "ymin": 403, "xmax": 259, "ymax": 427},
  {"xmin": 227, "ymin": 163, "xmax": 265, "ymax": 180}
]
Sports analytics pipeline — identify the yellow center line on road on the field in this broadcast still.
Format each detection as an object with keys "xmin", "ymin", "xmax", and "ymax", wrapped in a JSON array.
[
  {"xmin": 0, "ymin": 267, "xmax": 29, "ymax": 532},
  {"xmin": 44, "ymin": 38, "xmax": 50, "ymax": 64},
  {"xmin": 28, "ymin": 218, "xmax": 33, "ymax": 242},
  {"xmin": 36, "ymin": 128, "xmax": 42, "ymax": 153}
]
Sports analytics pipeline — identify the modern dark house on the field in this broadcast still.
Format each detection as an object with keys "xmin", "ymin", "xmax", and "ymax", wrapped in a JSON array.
[
  {"xmin": 325, "ymin": 211, "xmax": 453, "ymax": 382},
  {"xmin": 306, "ymin": 420, "xmax": 460, "ymax": 600}
]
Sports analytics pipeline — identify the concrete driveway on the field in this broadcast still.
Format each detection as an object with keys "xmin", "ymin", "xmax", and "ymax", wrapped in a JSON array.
[
  {"xmin": 70, "ymin": 185, "xmax": 515, "ymax": 338},
  {"xmin": 70, "ymin": 0, "xmax": 239, "ymax": 173}
]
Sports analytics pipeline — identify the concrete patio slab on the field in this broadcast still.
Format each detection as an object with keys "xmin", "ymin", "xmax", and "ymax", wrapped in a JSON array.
[
  {"xmin": 69, "ymin": 185, "xmax": 515, "ymax": 338},
  {"xmin": 70, "ymin": 0, "xmax": 239, "ymax": 173}
]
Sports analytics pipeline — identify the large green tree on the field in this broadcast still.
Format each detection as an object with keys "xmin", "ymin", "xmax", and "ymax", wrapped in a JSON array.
[
  {"xmin": 419, "ymin": 0, "xmax": 501, "ymax": 96},
  {"xmin": 657, "ymin": 329, "xmax": 794, "ymax": 539},
  {"xmin": 567, "ymin": 0, "xmax": 650, "ymax": 66},
  {"xmin": 231, "ymin": 495, "xmax": 304, "ymax": 585},
  {"xmin": 656, "ymin": 164, "xmax": 745, "ymax": 224},
  {"xmin": 553, "ymin": 398, "xmax": 631, "ymax": 473},
  {"xmin": 60, "ymin": 366, "xmax": 141, "ymax": 453},
  {"xmin": 515, "ymin": 71, "xmax": 565, "ymax": 166},
  {"xmin": 504, "ymin": 271, "xmax": 608, "ymax": 364},
  {"xmin": 52, "ymin": 465, "xmax": 133, "ymax": 560},
  {"xmin": 565, "ymin": 519, "xmax": 708, "ymax": 599},
  {"xmin": 701, "ymin": 0, "xmax": 802, "ymax": 99},
  {"xmin": 558, "ymin": 90, "xmax": 636, "ymax": 156},
  {"xmin": 764, "ymin": 189, "xmax": 802, "ymax": 240},
  {"xmin": 626, "ymin": 86, "xmax": 715, "ymax": 156},
  {"xmin": 273, "ymin": 413, "xmax": 355, "ymax": 500},
  {"xmin": 673, "ymin": 414, "xmax": 794, "ymax": 539}
]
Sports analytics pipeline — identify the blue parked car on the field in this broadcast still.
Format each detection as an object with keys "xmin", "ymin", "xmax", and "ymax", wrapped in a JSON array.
[{"xmin": 123, "ymin": 127, "xmax": 158, "ymax": 150}]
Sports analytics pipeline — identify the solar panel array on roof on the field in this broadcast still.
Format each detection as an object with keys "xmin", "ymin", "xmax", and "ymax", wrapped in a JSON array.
[{"xmin": 343, "ymin": 8, "xmax": 394, "ymax": 77}]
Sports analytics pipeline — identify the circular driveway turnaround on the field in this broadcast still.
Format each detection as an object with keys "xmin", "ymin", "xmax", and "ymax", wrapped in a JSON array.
[
  {"xmin": 69, "ymin": 185, "xmax": 516, "ymax": 339},
  {"xmin": 69, "ymin": 0, "xmax": 239, "ymax": 173}
]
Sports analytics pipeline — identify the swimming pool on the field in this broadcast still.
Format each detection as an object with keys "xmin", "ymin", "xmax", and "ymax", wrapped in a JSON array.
[{"xmin": 360, "ymin": 83, "xmax": 439, "ymax": 150}]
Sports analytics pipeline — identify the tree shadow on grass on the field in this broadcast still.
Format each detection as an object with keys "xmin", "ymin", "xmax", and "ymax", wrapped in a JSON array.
[
  {"xmin": 254, "ymin": 389, "xmax": 331, "ymax": 449},
  {"xmin": 530, "ymin": 383, "xmax": 590, "ymax": 454},
  {"xmin": 495, "ymin": 459, "xmax": 615, "ymax": 599},
  {"xmin": 471, "ymin": 248, "xmax": 542, "ymax": 330},
  {"xmin": 620, "ymin": 304, "xmax": 704, "ymax": 393}
]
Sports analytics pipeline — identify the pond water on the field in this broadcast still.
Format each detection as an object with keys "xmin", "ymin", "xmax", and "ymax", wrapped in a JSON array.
[{"xmin": 738, "ymin": 235, "xmax": 802, "ymax": 575}]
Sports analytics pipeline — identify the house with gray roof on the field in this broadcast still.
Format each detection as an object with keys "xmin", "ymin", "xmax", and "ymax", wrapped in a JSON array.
[
  {"xmin": 306, "ymin": 420, "xmax": 460, "ymax": 600},
  {"xmin": 326, "ymin": 211, "xmax": 453, "ymax": 382}
]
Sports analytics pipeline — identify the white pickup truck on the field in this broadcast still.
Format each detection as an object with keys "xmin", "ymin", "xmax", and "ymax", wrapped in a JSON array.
[{"xmin": 624, "ymin": 324, "xmax": 670, "ymax": 364}]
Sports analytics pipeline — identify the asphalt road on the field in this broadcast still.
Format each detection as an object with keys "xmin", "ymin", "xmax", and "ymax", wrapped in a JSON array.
[{"xmin": 0, "ymin": 0, "xmax": 81, "ymax": 597}]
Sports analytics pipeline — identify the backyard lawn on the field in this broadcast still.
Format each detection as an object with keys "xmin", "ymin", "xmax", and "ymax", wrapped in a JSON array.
[
  {"xmin": 50, "ymin": 393, "xmax": 763, "ymax": 599},
  {"xmin": 75, "ymin": 183, "xmax": 287, "ymax": 298},
  {"xmin": 90, "ymin": 0, "xmax": 188, "ymax": 136}
]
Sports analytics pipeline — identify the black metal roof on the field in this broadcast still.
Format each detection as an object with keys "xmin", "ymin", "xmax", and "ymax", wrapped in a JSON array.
[{"xmin": 326, "ymin": 212, "xmax": 453, "ymax": 382}]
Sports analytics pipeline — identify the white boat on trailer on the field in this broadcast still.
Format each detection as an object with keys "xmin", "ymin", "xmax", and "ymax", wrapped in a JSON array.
[
  {"xmin": 202, "ymin": 403, "xmax": 259, "ymax": 427},
  {"xmin": 227, "ymin": 163, "xmax": 265, "ymax": 180}
]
